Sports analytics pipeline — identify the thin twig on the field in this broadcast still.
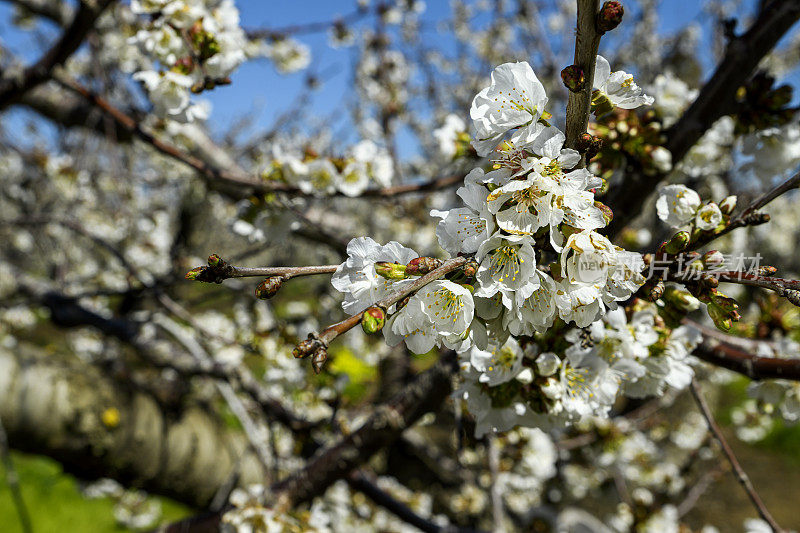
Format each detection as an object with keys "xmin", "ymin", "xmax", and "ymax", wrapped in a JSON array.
[
  {"xmin": 55, "ymin": 75, "xmax": 466, "ymax": 200},
  {"xmin": 690, "ymin": 379, "xmax": 785, "ymax": 532}
]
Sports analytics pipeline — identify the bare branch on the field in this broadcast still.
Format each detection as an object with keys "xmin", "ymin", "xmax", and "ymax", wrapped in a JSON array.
[
  {"xmin": 693, "ymin": 340, "xmax": 800, "ymax": 382},
  {"xmin": 690, "ymin": 380, "xmax": 785, "ymax": 532},
  {"xmin": 0, "ymin": 0, "xmax": 117, "ymax": 109}
]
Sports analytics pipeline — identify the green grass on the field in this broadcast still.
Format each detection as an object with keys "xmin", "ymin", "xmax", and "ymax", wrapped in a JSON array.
[{"xmin": 0, "ymin": 452, "xmax": 192, "ymax": 533}]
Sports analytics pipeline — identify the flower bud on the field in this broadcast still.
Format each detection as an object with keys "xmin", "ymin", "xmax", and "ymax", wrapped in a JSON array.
[
  {"xmin": 561, "ymin": 65, "xmax": 585, "ymax": 93},
  {"xmin": 185, "ymin": 267, "xmax": 204, "ymax": 281},
  {"xmin": 711, "ymin": 292, "xmax": 739, "ymax": 314},
  {"xmin": 536, "ymin": 352, "xmax": 561, "ymax": 377},
  {"xmin": 375, "ymin": 262, "xmax": 407, "ymax": 280},
  {"xmin": 255, "ymin": 276, "xmax": 283, "ymax": 299},
  {"xmin": 663, "ymin": 286, "xmax": 701, "ymax": 312},
  {"xmin": 662, "ymin": 231, "xmax": 691, "ymax": 254},
  {"xmin": 597, "ymin": 1, "xmax": 624, "ymax": 33},
  {"xmin": 701, "ymin": 250, "xmax": 725, "ymax": 268},
  {"xmin": 576, "ymin": 133, "xmax": 603, "ymax": 160},
  {"xmin": 361, "ymin": 307, "xmax": 386, "ymax": 334},
  {"xmin": 311, "ymin": 346, "xmax": 328, "ymax": 374},
  {"xmin": 707, "ymin": 303, "xmax": 733, "ymax": 331},
  {"xmin": 405, "ymin": 257, "xmax": 443, "ymax": 276},
  {"xmin": 293, "ymin": 336, "xmax": 323, "ymax": 359},
  {"xmin": 207, "ymin": 254, "xmax": 223, "ymax": 267},
  {"xmin": 719, "ymin": 195, "xmax": 737, "ymax": 215}
]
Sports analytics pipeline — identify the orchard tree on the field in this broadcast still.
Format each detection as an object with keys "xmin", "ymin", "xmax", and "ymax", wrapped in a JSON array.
[{"xmin": 2, "ymin": 0, "xmax": 800, "ymax": 532}]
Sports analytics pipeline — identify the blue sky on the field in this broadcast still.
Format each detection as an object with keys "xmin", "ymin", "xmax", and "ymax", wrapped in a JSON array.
[{"xmin": 0, "ymin": 0, "xmax": 781, "ymax": 154}]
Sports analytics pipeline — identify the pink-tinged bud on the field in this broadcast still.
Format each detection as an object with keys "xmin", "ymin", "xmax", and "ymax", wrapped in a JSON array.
[
  {"xmin": 701, "ymin": 250, "xmax": 725, "ymax": 268},
  {"xmin": 597, "ymin": 1, "xmax": 624, "ymax": 33},
  {"xmin": 255, "ymin": 276, "xmax": 283, "ymax": 299},
  {"xmin": 185, "ymin": 267, "xmax": 204, "ymax": 281},
  {"xmin": 662, "ymin": 231, "xmax": 691, "ymax": 254},
  {"xmin": 719, "ymin": 195, "xmax": 737, "ymax": 215},
  {"xmin": 311, "ymin": 346, "xmax": 328, "ymax": 374},
  {"xmin": 463, "ymin": 260, "xmax": 479, "ymax": 279},
  {"xmin": 561, "ymin": 65, "xmax": 585, "ymax": 93},
  {"xmin": 361, "ymin": 307, "xmax": 386, "ymax": 334},
  {"xmin": 594, "ymin": 201, "xmax": 614, "ymax": 225},
  {"xmin": 207, "ymin": 254, "xmax": 223, "ymax": 267},
  {"xmin": 405, "ymin": 257, "xmax": 443, "ymax": 276},
  {"xmin": 375, "ymin": 262, "xmax": 407, "ymax": 280}
]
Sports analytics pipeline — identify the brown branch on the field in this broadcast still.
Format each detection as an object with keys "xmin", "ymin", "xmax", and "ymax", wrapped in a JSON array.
[
  {"xmin": 606, "ymin": 1, "xmax": 800, "ymax": 236},
  {"xmin": 52, "ymin": 75, "xmax": 466, "ymax": 200},
  {"xmin": 564, "ymin": 0, "xmax": 602, "ymax": 154},
  {"xmin": 271, "ymin": 350, "xmax": 458, "ymax": 510},
  {"xmin": 0, "ymin": 0, "xmax": 72, "ymax": 26},
  {"xmin": 245, "ymin": 7, "xmax": 369, "ymax": 39},
  {"xmin": 347, "ymin": 470, "xmax": 480, "ymax": 533},
  {"xmin": 693, "ymin": 340, "xmax": 800, "ymax": 381},
  {"xmin": 690, "ymin": 380, "xmax": 785, "ymax": 532},
  {"xmin": 0, "ymin": 0, "xmax": 117, "ymax": 109}
]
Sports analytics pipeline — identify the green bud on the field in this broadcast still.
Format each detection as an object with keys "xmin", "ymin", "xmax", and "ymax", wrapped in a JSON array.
[
  {"xmin": 208, "ymin": 254, "xmax": 223, "ymax": 267},
  {"xmin": 711, "ymin": 292, "xmax": 739, "ymax": 314},
  {"xmin": 663, "ymin": 231, "xmax": 691, "ymax": 254},
  {"xmin": 361, "ymin": 307, "xmax": 386, "ymax": 334},
  {"xmin": 663, "ymin": 286, "xmax": 700, "ymax": 312},
  {"xmin": 375, "ymin": 262, "xmax": 407, "ymax": 280},
  {"xmin": 185, "ymin": 267, "xmax": 204, "ymax": 281},
  {"xmin": 707, "ymin": 303, "xmax": 733, "ymax": 331}
]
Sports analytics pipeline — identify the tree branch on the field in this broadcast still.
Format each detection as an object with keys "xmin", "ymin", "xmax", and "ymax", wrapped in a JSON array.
[
  {"xmin": 564, "ymin": 0, "xmax": 602, "ymax": 154},
  {"xmin": 0, "ymin": 0, "xmax": 117, "ymax": 109},
  {"xmin": 693, "ymin": 339, "xmax": 800, "ymax": 381},
  {"xmin": 690, "ymin": 380, "xmax": 785, "ymax": 532},
  {"xmin": 606, "ymin": 0, "xmax": 800, "ymax": 236}
]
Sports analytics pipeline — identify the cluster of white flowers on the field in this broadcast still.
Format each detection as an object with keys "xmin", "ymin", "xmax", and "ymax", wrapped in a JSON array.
[
  {"xmin": 655, "ymin": 183, "xmax": 734, "ymax": 231},
  {"xmin": 330, "ymin": 59, "xmax": 672, "ymax": 435},
  {"xmin": 264, "ymin": 140, "xmax": 394, "ymax": 196},
  {"xmin": 129, "ymin": 0, "xmax": 248, "ymax": 122}
]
